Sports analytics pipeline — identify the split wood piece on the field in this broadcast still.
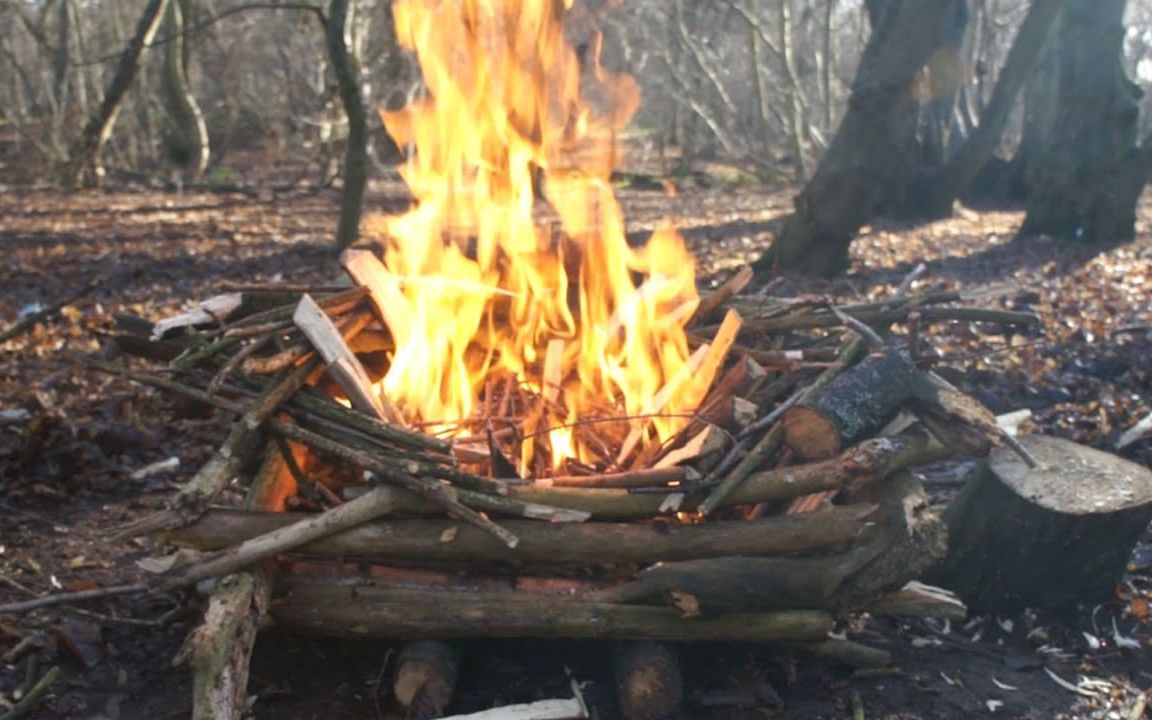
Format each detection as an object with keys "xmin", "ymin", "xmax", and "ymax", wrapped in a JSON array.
[
  {"xmin": 293, "ymin": 293, "xmax": 398, "ymax": 422},
  {"xmin": 439, "ymin": 696, "xmax": 587, "ymax": 720},
  {"xmin": 153, "ymin": 293, "xmax": 244, "ymax": 339},
  {"xmin": 541, "ymin": 467, "xmax": 686, "ymax": 489},
  {"xmin": 341, "ymin": 249, "xmax": 412, "ymax": 346},
  {"xmin": 164, "ymin": 503, "xmax": 877, "ymax": 566},
  {"xmin": 614, "ymin": 641, "xmax": 683, "ymax": 720},
  {"xmin": 507, "ymin": 431, "xmax": 950, "ymax": 519},
  {"xmin": 108, "ymin": 359, "xmax": 317, "ymax": 542},
  {"xmin": 691, "ymin": 266, "xmax": 753, "ymax": 327},
  {"xmin": 598, "ymin": 469, "xmax": 948, "ymax": 615},
  {"xmin": 243, "ymin": 309, "xmax": 374, "ymax": 376},
  {"xmin": 927, "ymin": 435, "xmax": 1152, "ymax": 613},
  {"xmin": 175, "ymin": 439, "xmax": 293, "ymax": 720},
  {"xmin": 393, "ymin": 640, "xmax": 461, "ymax": 719},
  {"xmin": 696, "ymin": 396, "xmax": 758, "ymax": 432},
  {"xmin": 652, "ymin": 425, "xmax": 727, "ymax": 470},
  {"xmin": 154, "ymin": 487, "xmax": 400, "ymax": 591},
  {"xmin": 268, "ymin": 583, "xmax": 835, "ymax": 642},
  {"xmin": 0, "ymin": 278, "xmax": 99, "ymax": 344},
  {"xmin": 615, "ymin": 343, "xmax": 710, "ymax": 468}
]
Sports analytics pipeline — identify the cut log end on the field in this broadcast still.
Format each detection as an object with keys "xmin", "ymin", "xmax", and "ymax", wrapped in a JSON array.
[
  {"xmin": 393, "ymin": 640, "xmax": 461, "ymax": 719},
  {"xmin": 613, "ymin": 641, "xmax": 683, "ymax": 720}
]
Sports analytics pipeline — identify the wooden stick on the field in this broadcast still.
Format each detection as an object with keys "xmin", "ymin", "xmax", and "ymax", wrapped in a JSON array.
[
  {"xmin": 691, "ymin": 266, "xmax": 753, "ymax": 327},
  {"xmin": 0, "ymin": 665, "xmax": 60, "ymax": 719},
  {"xmin": 541, "ymin": 467, "xmax": 687, "ymax": 488},
  {"xmin": 725, "ymin": 305, "xmax": 1039, "ymax": 335},
  {"xmin": 270, "ymin": 583, "xmax": 836, "ymax": 642},
  {"xmin": 0, "ymin": 583, "xmax": 147, "ymax": 615},
  {"xmin": 224, "ymin": 286, "xmax": 367, "ymax": 331},
  {"xmin": 176, "ymin": 442, "xmax": 294, "ymax": 720},
  {"xmin": 164, "ymin": 504, "xmax": 877, "ymax": 565},
  {"xmin": 108, "ymin": 359, "xmax": 316, "ymax": 541},
  {"xmin": 0, "ymin": 279, "xmax": 99, "ymax": 344},
  {"xmin": 268, "ymin": 420, "xmax": 520, "ymax": 547},
  {"xmin": 155, "ymin": 487, "xmax": 401, "ymax": 591}
]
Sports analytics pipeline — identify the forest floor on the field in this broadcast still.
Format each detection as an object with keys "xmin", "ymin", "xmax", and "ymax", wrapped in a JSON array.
[{"xmin": 1, "ymin": 172, "xmax": 1152, "ymax": 719}]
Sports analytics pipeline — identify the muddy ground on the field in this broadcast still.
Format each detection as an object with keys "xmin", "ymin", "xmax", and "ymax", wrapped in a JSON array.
[{"xmin": 2, "ymin": 174, "xmax": 1151, "ymax": 719}]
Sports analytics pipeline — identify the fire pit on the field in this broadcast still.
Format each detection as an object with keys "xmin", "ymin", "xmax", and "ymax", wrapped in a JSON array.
[{"xmin": 86, "ymin": 0, "xmax": 1048, "ymax": 716}]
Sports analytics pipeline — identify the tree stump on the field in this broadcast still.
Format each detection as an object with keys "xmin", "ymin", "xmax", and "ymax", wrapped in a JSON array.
[{"xmin": 929, "ymin": 435, "xmax": 1152, "ymax": 612}]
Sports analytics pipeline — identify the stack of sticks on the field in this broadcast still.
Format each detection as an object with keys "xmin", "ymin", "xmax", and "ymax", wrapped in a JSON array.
[{"xmin": 88, "ymin": 258, "xmax": 1040, "ymax": 718}]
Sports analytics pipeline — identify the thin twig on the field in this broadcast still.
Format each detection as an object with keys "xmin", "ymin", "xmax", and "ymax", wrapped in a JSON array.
[{"xmin": 0, "ymin": 584, "xmax": 148, "ymax": 615}]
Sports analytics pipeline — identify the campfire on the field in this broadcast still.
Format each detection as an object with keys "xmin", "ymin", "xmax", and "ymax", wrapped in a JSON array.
[
  {"xmin": 357, "ymin": 0, "xmax": 709, "ymax": 480},
  {"xmin": 87, "ymin": 0, "xmax": 1053, "ymax": 717}
]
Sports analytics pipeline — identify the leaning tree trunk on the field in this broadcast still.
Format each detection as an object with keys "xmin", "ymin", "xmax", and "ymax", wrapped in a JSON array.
[
  {"xmin": 752, "ymin": 0, "xmax": 965, "ymax": 277},
  {"xmin": 1019, "ymin": 0, "xmax": 1150, "ymax": 243},
  {"xmin": 160, "ymin": 0, "xmax": 210, "ymax": 183},
  {"xmin": 328, "ymin": 0, "xmax": 369, "ymax": 250},
  {"xmin": 916, "ymin": 0, "xmax": 1064, "ymax": 218},
  {"xmin": 64, "ymin": 0, "xmax": 169, "ymax": 188}
]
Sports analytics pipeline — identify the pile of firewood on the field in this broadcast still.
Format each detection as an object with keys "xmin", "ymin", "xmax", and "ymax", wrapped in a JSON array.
[{"xmin": 90, "ymin": 259, "xmax": 1051, "ymax": 719}]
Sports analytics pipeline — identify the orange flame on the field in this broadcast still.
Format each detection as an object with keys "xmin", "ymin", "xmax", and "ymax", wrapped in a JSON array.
[{"xmin": 365, "ymin": 0, "xmax": 706, "ymax": 472}]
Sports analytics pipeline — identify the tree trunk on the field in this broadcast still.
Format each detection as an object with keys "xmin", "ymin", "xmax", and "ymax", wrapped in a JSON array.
[
  {"xmin": 328, "ymin": 0, "xmax": 369, "ymax": 250},
  {"xmin": 160, "ymin": 0, "xmax": 210, "ymax": 183},
  {"xmin": 1019, "ymin": 0, "xmax": 1149, "ymax": 243},
  {"xmin": 752, "ymin": 0, "xmax": 964, "ymax": 277},
  {"xmin": 63, "ymin": 0, "xmax": 169, "ymax": 188},
  {"xmin": 918, "ymin": 0, "xmax": 1063, "ymax": 218}
]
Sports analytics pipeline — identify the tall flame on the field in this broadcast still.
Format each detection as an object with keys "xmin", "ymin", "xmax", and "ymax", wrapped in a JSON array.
[{"xmin": 365, "ymin": 0, "xmax": 704, "ymax": 471}]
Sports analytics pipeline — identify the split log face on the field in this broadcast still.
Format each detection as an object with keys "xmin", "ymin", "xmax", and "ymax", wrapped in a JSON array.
[
  {"xmin": 929, "ymin": 435, "xmax": 1152, "ymax": 612},
  {"xmin": 782, "ymin": 351, "xmax": 923, "ymax": 459}
]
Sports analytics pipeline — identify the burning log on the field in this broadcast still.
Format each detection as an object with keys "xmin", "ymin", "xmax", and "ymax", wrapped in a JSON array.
[{"xmin": 928, "ymin": 434, "xmax": 1152, "ymax": 612}]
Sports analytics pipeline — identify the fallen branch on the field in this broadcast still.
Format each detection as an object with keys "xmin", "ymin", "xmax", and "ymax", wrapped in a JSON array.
[{"xmin": 0, "ymin": 279, "xmax": 99, "ymax": 344}]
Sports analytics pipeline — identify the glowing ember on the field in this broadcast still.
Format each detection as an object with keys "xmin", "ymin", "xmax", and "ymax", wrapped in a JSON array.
[{"xmin": 361, "ymin": 0, "xmax": 714, "ymax": 473}]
